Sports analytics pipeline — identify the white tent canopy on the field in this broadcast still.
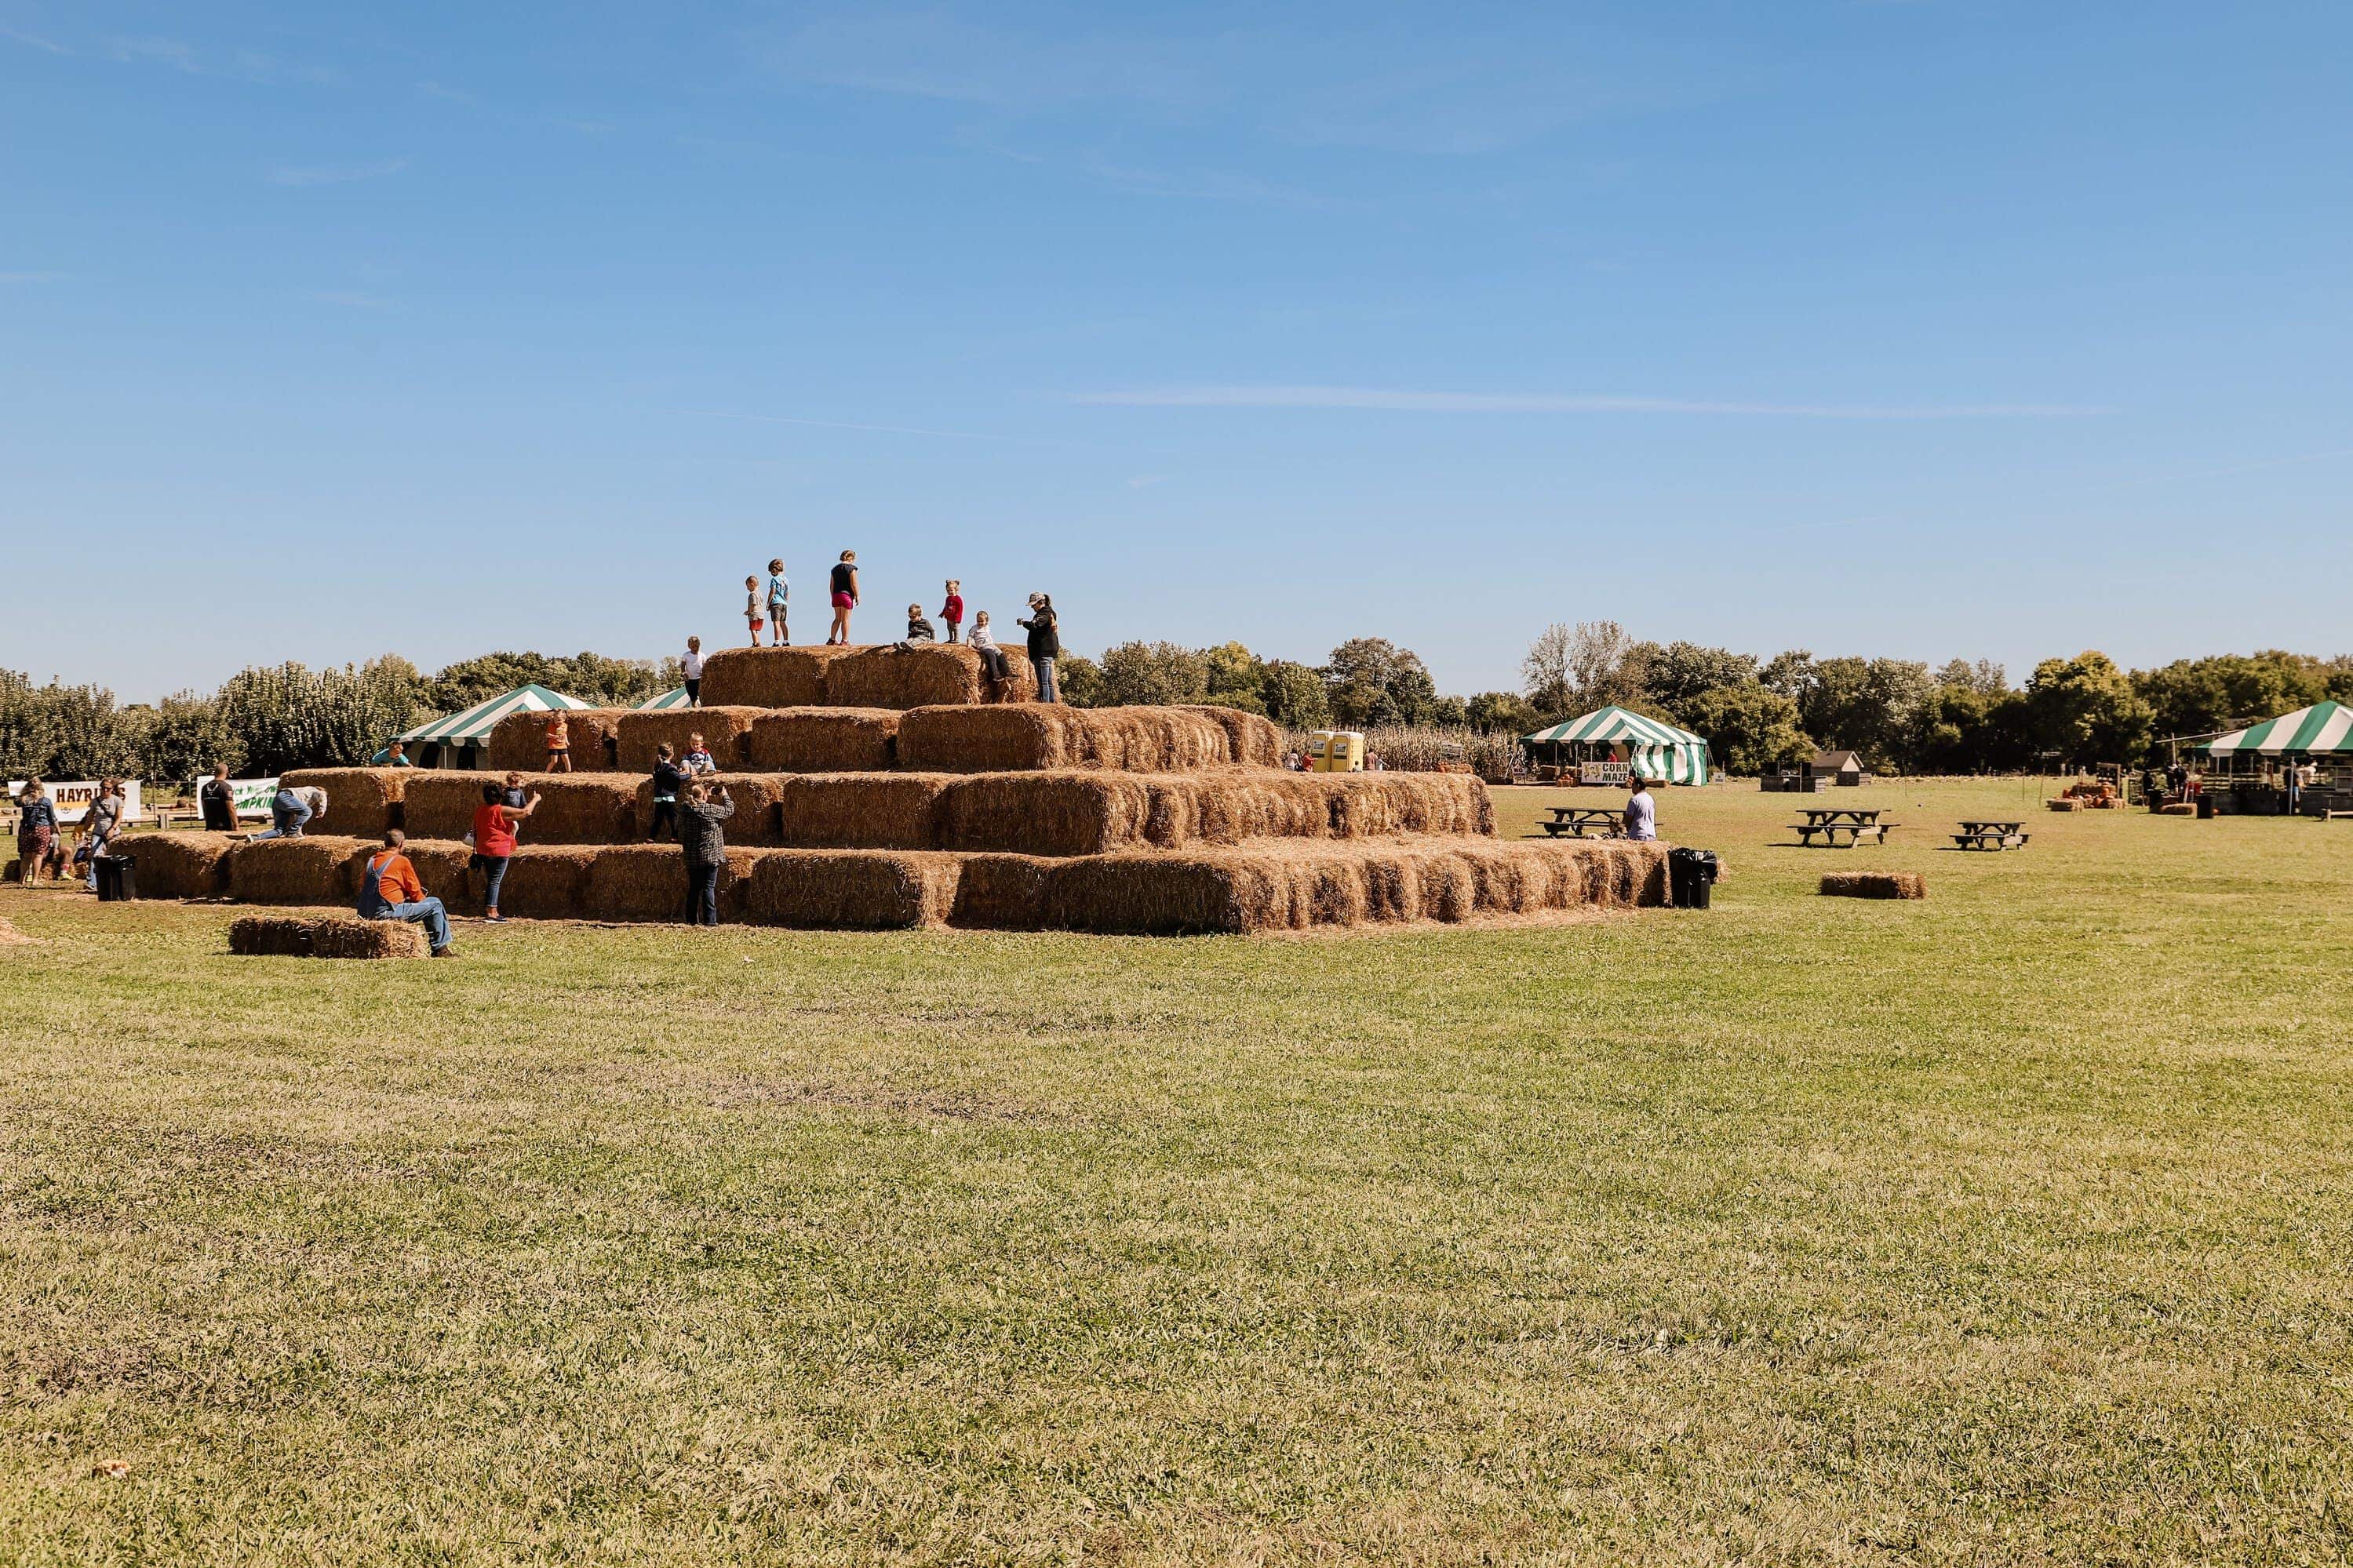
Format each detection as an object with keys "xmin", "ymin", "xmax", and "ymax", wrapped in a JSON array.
[{"xmin": 1522, "ymin": 704, "xmax": 1712, "ymax": 784}]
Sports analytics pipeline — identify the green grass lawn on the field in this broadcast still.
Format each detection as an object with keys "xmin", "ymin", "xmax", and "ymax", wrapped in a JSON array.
[{"xmin": 3, "ymin": 779, "xmax": 2350, "ymax": 1565}]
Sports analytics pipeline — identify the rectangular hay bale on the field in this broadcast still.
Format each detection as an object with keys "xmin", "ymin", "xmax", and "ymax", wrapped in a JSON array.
[
  {"xmin": 821, "ymin": 645, "xmax": 1033, "ymax": 710},
  {"xmin": 895, "ymin": 705, "xmax": 1229, "ymax": 773},
  {"xmin": 583, "ymin": 845, "xmax": 764, "ymax": 922},
  {"xmin": 742, "ymin": 850, "xmax": 962, "ymax": 929},
  {"xmin": 743, "ymin": 708, "xmax": 901, "ymax": 773},
  {"xmin": 402, "ymin": 773, "xmax": 643, "ymax": 846},
  {"xmin": 226, "ymin": 836, "xmax": 374, "ymax": 906},
  {"xmin": 776, "ymin": 773, "xmax": 950, "ymax": 849},
  {"xmin": 636, "ymin": 774, "xmax": 790, "ymax": 847},
  {"xmin": 614, "ymin": 708, "xmax": 760, "ymax": 773},
  {"xmin": 120, "ymin": 831, "xmax": 236, "ymax": 899},
  {"xmin": 485, "ymin": 708, "xmax": 631, "ymax": 773},
  {"xmin": 228, "ymin": 913, "xmax": 430, "ymax": 959},
  {"xmin": 1176, "ymin": 705, "xmax": 1284, "ymax": 767},
  {"xmin": 279, "ymin": 768, "xmax": 410, "ymax": 837},
  {"xmin": 698, "ymin": 646, "xmax": 863, "ymax": 708},
  {"xmin": 1819, "ymin": 871, "xmax": 1925, "ymax": 900}
]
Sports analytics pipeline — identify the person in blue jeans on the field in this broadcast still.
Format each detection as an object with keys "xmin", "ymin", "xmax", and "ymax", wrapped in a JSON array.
[
  {"xmin": 1018, "ymin": 594, "xmax": 1061, "ymax": 704},
  {"xmin": 676, "ymin": 780, "xmax": 734, "ymax": 926},
  {"xmin": 357, "ymin": 829, "xmax": 456, "ymax": 956},
  {"xmin": 246, "ymin": 784, "xmax": 319, "ymax": 841}
]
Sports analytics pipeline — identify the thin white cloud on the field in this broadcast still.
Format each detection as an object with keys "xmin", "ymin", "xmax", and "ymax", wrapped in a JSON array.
[
  {"xmin": 1075, "ymin": 385, "xmax": 2097, "ymax": 420},
  {"xmin": 682, "ymin": 409, "xmax": 1002, "ymax": 442},
  {"xmin": 308, "ymin": 289, "xmax": 393, "ymax": 310},
  {"xmin": 107, "ymin": 35, "xmax": 199, "ymax": 72},
  {"xmin": 417, "ymin": 79, "xmax": 477, "ymax": 104},
  {"xmin": 2, "ymin": 25, "xmax": 71, "ymax": 55},
  {"xmin": 1126, "ymin": 474, "xmax": 1172, "ymax": 489},
  {"xmin": 269, "ymin": 158, "xmax": 409, "ymax": 187},
  {"xmin": 0, "ymin": 271, "xmax": 67, "ymax": 284},
  {"xmin": 104, "ymin": 34, "xmax": 338, "ymax": 84}
]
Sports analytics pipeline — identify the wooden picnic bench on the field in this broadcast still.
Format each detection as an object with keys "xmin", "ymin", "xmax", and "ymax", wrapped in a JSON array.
[
  {"xmin": 1951, "ymin": 818, "xmax": 2030, "ymax": 850},
  {"xmin": 1541, "ymin": 806, "xmax": 1623, "ymax": 839},
  {"xmin": 1790, "ymin": 807, "xmax": 1893, "ymax": 848}
]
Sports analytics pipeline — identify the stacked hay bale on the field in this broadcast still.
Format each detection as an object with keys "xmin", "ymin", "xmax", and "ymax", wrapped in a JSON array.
[
  {"xmin": 165, "ymin": 671, "xmax": 1675, "ymax": 932},
  {"xmin": 486, "ymin": 708, "xmax": 632, "ymax": 773}
]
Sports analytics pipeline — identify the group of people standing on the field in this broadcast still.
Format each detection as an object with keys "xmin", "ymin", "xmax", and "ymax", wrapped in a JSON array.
[
  {"xmin": 10, "ymin": 777, "xmax": 127, "ymax": 889},
  {"xmin": 710, "ymin": 551, "xmax": 1062, "ymax": 705}
]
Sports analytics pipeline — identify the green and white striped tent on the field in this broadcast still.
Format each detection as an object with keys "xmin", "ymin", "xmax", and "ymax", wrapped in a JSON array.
[
  {"xmin": 1523, "ymin": 704, "xmax": 1713, "ymax": 784},
  {"xmin": 396, "ymin": 683, "xmax": 591, "ymax": 769},
  {"xmin": 2205, "ymin": 700, "xmax": 2353, "ymax": 756},
  {"xmin": 636, "ymin": 686, "xmax": 694, "ymax": 711}
]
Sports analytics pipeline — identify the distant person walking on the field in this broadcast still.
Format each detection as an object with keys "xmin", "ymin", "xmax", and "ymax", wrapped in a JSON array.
[
  {"xmin": 358, "ymin": 829, "xmax": 456, "ymax": 957},
  {"xmin": 543, "ymin": 711, "xmax": 573, "ymax": 773},
  {"xmin": 677, "ymin": 780, "xmax": 734, "ymax": 926},
  {"xmin": 472, "ymin": 781, "xmax": 540, "ymax": 922},
  {"xmin": 681, "ymin": 636, "xmax": 704, "ymax": 707},
  {"xmin": 939, "ymin": 580, "xmax": 963, "ymax": 644},
  {"xmin": 1018, "ymin": 594, "xmax": 1061, "ymax": 704},
  {"xmin": 967, "ymin": 611, "xmax": 1014, "ymax": 700},
  {"xmin": 199, "ymin": 764, "xmax": 240, "ymax": 831},
  {"xmin": 826, "ymin": 551, "xmax": 859, "ymax": 644},
  {"xmin": 1621, "ymin": 776, "xmax": 1657, "ymax": 842},
  {"xmin": 764, "ymin": 558, "xmax": 790, "ymax": 646},
  {"xmin": 14, "ymin": 779, "xmax": 55, "ymax": 887}
]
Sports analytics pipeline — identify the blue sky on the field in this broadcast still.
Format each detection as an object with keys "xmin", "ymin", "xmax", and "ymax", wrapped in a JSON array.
[{"xmin": 4, "ymin": 2, "xmax": 2350, "ymax": 702}]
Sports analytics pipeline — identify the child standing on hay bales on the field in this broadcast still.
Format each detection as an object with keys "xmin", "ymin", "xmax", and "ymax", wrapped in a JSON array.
[
  {"xmin": 677, "ymin": 780, "xmax": 734, "ymax": 926},
  {"xmin": 764, "ymin": 558, "xmax": 790, "ymax": 646},
  {"xmin": 967, "ymin": 612, "xmax": 1016, "ymax": 701},
  {"xmin": 472, "ymin": 782, "xmax": 540, "ymax": 922},
  {"xmin": 940, "ymin": 580, "xmax": 963, "ymax": 643},
  {"xmin": 359, "ymin": 830, "xmax": 456, "ymax": 957},
  {"xmin": 743, "ymin": 576, "xmax": 764, "ymax": 648},
  {"xmin": 648, "ymin": 743, "xmax": 687, "ymax": 842},
  {"xmin": 826, "ymin": 551, "xmax": 859, "ymax": 645},
  {"xmin": 543, "ymin": 711, "xmax": 573, "ymax": 774},
  {"xmin": 1018, "ymin": 594, "xmax": 1061, "ymax": 704},
  {"xmin": 681, "ymin": 636, "xmax": 704, "ymax": 707}
]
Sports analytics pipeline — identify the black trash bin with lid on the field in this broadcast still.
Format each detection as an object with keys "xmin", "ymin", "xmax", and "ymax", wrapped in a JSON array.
[
  {"xmin": 94, "ymin": 855, "xmax": 136, "ymax": 902},
  {"xmin": 1667, "ymin": 847, "xmax": 1719, "ymax": 909}
]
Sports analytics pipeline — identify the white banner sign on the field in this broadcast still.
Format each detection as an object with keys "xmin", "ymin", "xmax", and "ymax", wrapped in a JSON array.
[
  {"xmin": 220, "ymin": 778, "xmax": 279, "ymax": 820},
  {"xmin": 6, "ymin": 779, "xmax": 144, "ymax": 826},
  {"xmin": 1579, "ymin": 761, "xmax": 1630, "ymax": 786}
]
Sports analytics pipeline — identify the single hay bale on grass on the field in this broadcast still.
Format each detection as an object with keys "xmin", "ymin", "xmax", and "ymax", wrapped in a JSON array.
[
  {"xmin": 823, "ymin": 644, "xmax": 1034, "ymax": 710},
  {"xmin": 119, "ymin": 831, "xmax": 237, "ymax": 899},
  {"xmin": 227, "ymin": 836, "xmax": 374, "ymax": 906},
  {"xmin": 486, "ymin": 708, "xmax": 631, "ymax": 773},
  {"xmin": 228, "ymin": 912, "xmax": 429, "ymax": 959},
  {"xmin": 280, "ymin": 768, "xmax": 409, "ymax": 836},
  {"xmin": 698, "ymin": 646, "xmax": 864, "ymax": 708},
  {"xmin": 743, "ymin": 708, "xmax": 901, "ymax": 773},
  {"xmin": 777, "ymin": 774, "xmax": 951, "ymax": 849},
  {"xmin": 402, "ymin": 773, "xmax": 643, "ymax": 845},
  {"xmin": 1177, "ymin": 705, "xmax": 1284, "ymax": 767},
  {"xmin": 743, "ymin": 850, "xmax": 962, "ymax": 929},
  {"xmin": 1820, "ymin": 871, "xmax": 1925, "ymax": 900},
  {"xmin": 2156, "ymin": 802, "xmax": 2196, "ymax": 816},
  {"xmin": 949, "ymin": 854, "xmax": 1054, "ymax": 930},
  {"xmin": 614, "ymin": 708, "xmax": 761, "ymax": 772},
  {"xmin": 2045, "ymin": 798, "xmax": 2083, "ymax": 813},
  {"xmin": 896, "ymin": 705, "xmax": 1229, "ymax": 773},
  {"xmin": 584, "ymin": 845, "xmax": 765, "ymax": 922}
]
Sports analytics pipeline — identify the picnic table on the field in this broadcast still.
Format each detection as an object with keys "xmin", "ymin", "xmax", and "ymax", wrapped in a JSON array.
[
  {"xmin": 1951, "ymin": 818, "xmax": 2030, "ymax": 850},
  {"xmin": 1790, "ymin": 806, "xmax": 1895, "ymax": 847},
  {"xmin": 1541, "ymin": 806, "xmax": 1623, "ymax": 839}
]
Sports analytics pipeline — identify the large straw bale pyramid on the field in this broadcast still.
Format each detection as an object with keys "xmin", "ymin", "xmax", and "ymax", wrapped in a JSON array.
[{"xmin": 127, "ymin": 642, "xmax": 1669, "ymax": 934}]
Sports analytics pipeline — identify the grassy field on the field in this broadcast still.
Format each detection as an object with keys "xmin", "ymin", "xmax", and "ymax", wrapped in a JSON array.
[{"xmin": 3, "ymin": 779, "xmax": 2350, "ymax": 1565}]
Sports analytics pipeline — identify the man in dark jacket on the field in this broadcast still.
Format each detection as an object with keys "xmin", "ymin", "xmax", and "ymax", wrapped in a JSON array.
[
  {"xmin": 676, "ymin": 780, "xmax": 734, "ymax": 926},
  {"xmin": 199, "ymin": 764, "xmax": 241, "ymax": 831},
  {"xmin": 1018, "ymin": 593, "xmax": 1061, "ymax": 704}
]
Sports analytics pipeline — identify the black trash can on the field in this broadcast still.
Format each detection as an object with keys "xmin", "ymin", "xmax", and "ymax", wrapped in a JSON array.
[
  {"xmin": 2195, "ymin": 795, "xmax": 2215, "ymax": 820},
  {"xmin": 1668, "ymin": 847, "xmax": 1719, "ymax": 909},
  {"xmin": 94, "ymin": 854, "xmax": 135, "ymax": 902}
]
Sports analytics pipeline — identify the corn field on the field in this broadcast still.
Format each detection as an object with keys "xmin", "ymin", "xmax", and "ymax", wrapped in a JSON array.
[{"xmin": 1278, "ymin": 726, "xmax": 1526, "ymax": 778}]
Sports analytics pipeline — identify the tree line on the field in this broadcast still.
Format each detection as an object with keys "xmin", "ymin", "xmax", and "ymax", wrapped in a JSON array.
[{"xmin": 5, "ymin": 631, "xmax": 2344, "ymax": 784}]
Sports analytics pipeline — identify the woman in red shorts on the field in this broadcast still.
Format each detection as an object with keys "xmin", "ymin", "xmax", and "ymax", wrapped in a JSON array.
[{"xmin": 826, "ymin": 550, "xmax": 858, "ymax": 645}]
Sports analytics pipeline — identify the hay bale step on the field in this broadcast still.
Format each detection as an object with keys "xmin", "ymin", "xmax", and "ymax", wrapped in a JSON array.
[
  {"xmin": 484, "ymin": 708, "xmax": 632, "ymax": 773},
  {"xmin": 402, "ymin": 773, "xmax": 643, "ymax": 845},
  {"xmin": 1819, "ymin": 871, "xmax": 1925, "ymax": 900},
  {"xmin": 821, "ymin": 644, "xmax": 1036, "ymax": 709},
  {"xmin": 279, "ymin": 768, "xmax": 410, "ymax": 838},
  {"xmin": 743, "ymin": 708, "xmax": 901, "ymax": 773},
  {"xmin": 895, "ymin": 705, "xmax": 1231, "ymax": 773},
  {"xmin": 117, "ymin": 831, "xmax": 238, "ymax": 899},
  {"xmin": 698, "ymin": 645, "xmax": 865, "ymax": 708},
  {"xmin": 614, "ymin": 708, "xmax": 762, "ymax": 772},
  {"xmin": 226, "ymin": 835, "xmax": 375, "ymax": 906},
  {"xmin": 228, "ymin": 912, "xmax": 431, "ymax": 959}
]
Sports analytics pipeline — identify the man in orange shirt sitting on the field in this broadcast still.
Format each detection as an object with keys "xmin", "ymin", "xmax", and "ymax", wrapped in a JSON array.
[{"xmin": 358, "ymin": 829, "xmax": 456, "ymax": 957}]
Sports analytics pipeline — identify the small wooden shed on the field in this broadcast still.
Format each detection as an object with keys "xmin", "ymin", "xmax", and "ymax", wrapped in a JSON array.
[{"xmin": 1809, "ymin": 750, "xmax": 1872, "ymax": 787}]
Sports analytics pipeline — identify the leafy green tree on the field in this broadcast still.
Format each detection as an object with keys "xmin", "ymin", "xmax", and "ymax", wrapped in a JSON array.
[
  {"xmin": 1522, "ymin": 621, "xmax": 1644, "ymax": 718},
  {"xmin": 0, "ymin": 672, "xmax": 144, "ymax": 781},
  {"xmin": 219, "ymin": 659, "xmax": 429, "ymax": 774},
  {"xmin": 140, "ymin": 691, "xmax": 243, "ymax": 784},
  {"xmin": 426, "ymin": 651, "xmax": 670, "ymax": 713},
  {"xmin": 1261, "ymin": 660, "xmax": 1330, "ymax": 728},
  {"xmin": 1677, "ymin": 684, "xmax": 1808, "ymax": 776},
  {"xmin": 2027, "ymin": 650, "xmax": 2153, "ymax": 765},
  {"xmin": 1096, "ymin": 642, "xmax": 1210, "ymax": 707},
  {"xmin": 1054, "ymin": 653, "xmax": 1104, "ymax": 708},
  {"xmin": 1634, "ymin": 642, "xmax": 1759, "ymax": 721},
  {"xmin": 1798, "ymin": 657, "xmax": 1936, "ymax": 770},
  {"xmin": 1202, "ymin": 642, "xmax": 1268, "ymax": 711},
  {"xmin": 1465, "ymin": 691, "xmax": 1539, "ymax": 735},
  {"xmin": 2132, "ymin": 652, "xmax": 2326, "ymax": 740},
  {"xmin": 1324, "ymin": 638, "xmax": 1440, "ymax": 726}
]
